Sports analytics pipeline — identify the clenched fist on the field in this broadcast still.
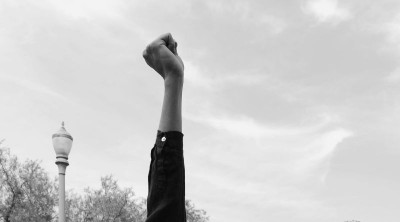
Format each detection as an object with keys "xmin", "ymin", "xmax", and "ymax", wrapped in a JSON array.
[{"xmin": 143, "ymin": 33, "xmax": 184, "ymax": 80}]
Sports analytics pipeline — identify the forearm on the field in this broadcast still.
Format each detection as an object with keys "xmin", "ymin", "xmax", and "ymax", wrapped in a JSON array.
[{"xmin": 158, "ymin": 76, "xmax": 184, "ymax": 132}]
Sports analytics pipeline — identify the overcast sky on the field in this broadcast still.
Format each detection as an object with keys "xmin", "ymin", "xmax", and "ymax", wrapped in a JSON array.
[{"xmin": 1, "ymin": 0, "xmax": 399, "ymax": 221}]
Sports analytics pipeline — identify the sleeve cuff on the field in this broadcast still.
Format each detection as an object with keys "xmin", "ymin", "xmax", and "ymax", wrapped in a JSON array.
[
  {"xmin": 155, "ymin": 130, "xmax": 184, "ymax": 148},
  {"xmin": 157, "ymin": 130, "xmax": 184, "ymax": 139}
]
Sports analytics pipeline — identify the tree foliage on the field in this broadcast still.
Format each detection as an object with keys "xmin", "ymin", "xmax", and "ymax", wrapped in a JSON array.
[
  {"xmin": 65, "ymin": 176, "xmax": 210, "ymax": 222},
  {"xmin": 0, "ymin": 143, "xmax": 57, "ymax": 222},
  {"xmin": 65, "ymin": 175, "xmax": 147, "ymax": 222},
  {"xmin": 186, "ymin": 200, "xmax": 209, "ymax": 222}
]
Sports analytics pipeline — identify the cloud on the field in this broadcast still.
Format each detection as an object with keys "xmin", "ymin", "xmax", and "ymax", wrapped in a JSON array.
[
  {"xmin": 185, "ymin": 110, "xmax": 353, "ymax": 221},
  {"xmin": 203, "ymin": 0, "xmax": 286, "ymax": 34},
  {"xmin": 256, "ymin": 14, "xmax": 287, "ymax": 34},
  {"xmin": 184, "ymin": 112, "xmax": 334, "ymax": 139},
  {"xmin": 184, "ymin": 61, "xmax": 268, "ymax": 90},
  {"xmin": 184, "ymin": 109, "xmax": 353, "ymax": 177},
  {"xmin": 302, "ymin": 0, "xmax": 352, "ymax": 25},
  {"xmin": 46, "ymin": 0, "xmax": 127, "ymax": 20},
  {"xmin": 378, "ymin": 12, "xmax": 400, "ymax": 55},
  {"xmin": 185, "ymin": 111, "xmax": 353, "ymax": 186},
  {"xmin": 185, "ymin": 112, "xmax": 273, "ymax": 138},
  {"xmin": 385, "ymin": 67, "xmax": 400, "ymax": 83},
  {"xmin": 384, "ymin": 13, "xmax": 400, "ymax": 44},
  {"xmin": 0, "ymin": 76, "xmax": 69, "ymax": 101},
  {"xmin": 294, "ymin": 128, "xmax": 353, "ymax": 173},
  {"xmin": 0, "ymin": 0, "xmax": 127, "ymax": 21}
]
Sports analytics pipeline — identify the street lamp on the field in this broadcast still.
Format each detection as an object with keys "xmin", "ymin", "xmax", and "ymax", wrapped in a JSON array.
[{"xmin": 52, "ymin": 121, "xmax": 73, "ymax": 222}]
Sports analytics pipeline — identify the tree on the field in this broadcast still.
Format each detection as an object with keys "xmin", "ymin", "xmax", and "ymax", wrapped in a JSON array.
[
  {"xmin": 65, "ymin": 176, "xmax": 210, "ymax": 222},
  {"xmin": 186, "ymin": 200, "xmax": 209, "ymax": 222},
  {"xmin": 65, "ymin": 175, "xmax": 147, "ymax": 222},
  {"xmin": 0, "ymin": 143, "xmax": 57, "ymax": 222}
]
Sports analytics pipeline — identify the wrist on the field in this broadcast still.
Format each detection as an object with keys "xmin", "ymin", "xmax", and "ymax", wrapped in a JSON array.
[{"xmin": 164, "ymin": 74, "xmax": 184, "ymax": 87}]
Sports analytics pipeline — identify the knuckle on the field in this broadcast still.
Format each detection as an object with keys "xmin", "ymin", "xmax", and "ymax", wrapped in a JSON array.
[
  {"xmin": 143, "ymin": 46, "xmax": 150, "ymax": 56},
  {"xmin": 147, "ymin": 44, "xmax": 156, "ymax": 52},
  {"xmin": 143, "ymin": 45, "xmax": 152, "ymax": 57}
]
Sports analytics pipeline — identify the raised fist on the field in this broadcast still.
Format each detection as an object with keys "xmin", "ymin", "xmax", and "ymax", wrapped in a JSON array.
[{"xmin": 143, "ymin": 33, "xmax": 184, "ymax": 79}]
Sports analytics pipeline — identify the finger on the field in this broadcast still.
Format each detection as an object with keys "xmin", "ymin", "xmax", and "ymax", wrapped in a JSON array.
[
  {"xmin": 142, "ymin": 46, "xmax": 153, "ymax": 67},
  {"xmin": 142, "ymin": 48, "xmax": 148, "ymax": 59},
  {"xmin": 156, "ymin": 33, "xmax": 176, "ymax": 54},
  {"xmin": 142, "ymin": 45, "xmax": 150, "ymax": 60},
  {"xmin": 166, "ymin": 33, "xmax": 177, "ymax": 55},
  {"xmin": 157, "ymin": 33, "xmax": 172, "ymax": 44}
]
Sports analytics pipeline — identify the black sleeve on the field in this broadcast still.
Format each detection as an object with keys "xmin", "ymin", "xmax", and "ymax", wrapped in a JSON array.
[{"xmin": 146, "ymin": 131, "xmax": 186, "ymax": 222}]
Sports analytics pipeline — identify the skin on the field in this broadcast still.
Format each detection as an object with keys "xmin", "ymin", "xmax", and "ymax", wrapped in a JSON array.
[{"xmin": 143, "ymin": 33, "xmax": 184, "ymax": 132}]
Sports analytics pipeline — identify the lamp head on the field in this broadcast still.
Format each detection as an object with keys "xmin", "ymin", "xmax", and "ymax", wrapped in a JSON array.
[{"xmin": 52, "ymin": 121, "xmax": 73, "ymax": 163}]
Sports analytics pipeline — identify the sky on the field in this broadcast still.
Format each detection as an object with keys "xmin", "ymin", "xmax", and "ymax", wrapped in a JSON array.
[{"xmin": 0, "ymin": 0, "xmax": 399, "ymax": 221}]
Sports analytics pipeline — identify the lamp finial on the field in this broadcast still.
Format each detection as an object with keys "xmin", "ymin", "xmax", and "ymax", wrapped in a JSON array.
[{"xmin": 62, "ymin": 121, "xmax": 65, "ymax": 128}]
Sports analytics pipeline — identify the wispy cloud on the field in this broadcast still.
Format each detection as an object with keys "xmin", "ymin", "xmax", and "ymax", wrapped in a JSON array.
[
  {"xmin": 184, "ymin": 111, "xmax": 337, "ymax": 139},
  {"xmin": 294, "ymin": 128, "xmax": 353, "ymax": 174},
  {"xmin": 46, "ymin": 0, "xmax": 127, "ymax": 20},
  {"xmin": 302, "ymin": 0, "xmax": 352, "ymax": 25},
  {"xmin": 203, "ymin": 0, "xmax": 287, "ymax": 34},
  {"xmin": 185, "ymin": 110, "xmax": 353, "ymax": 168},
  {"xmin": 255, "ymin": 14, "xmax": 287, "ymax": 34},
  {"xmin": 185, "ymin": 110, "xmax": 352, "ymax": 221},
  {"xmin": 384, "ymin": 13, "xmax": 400, "ymax": 44},
  {"xmin": 184, "ymin": 61, "xmax": 268, "ymax": 90},
  {"xmin": 0, "ymin": 76, "xmax": 69, "ymax": 101},
  {"xmin": 385, "ymin": 67, "xmax": 400, "ymax": 83},
  {"xmin": 378, "ymin": 12, "xmax": 400, "ymax": 55},
  {"xmin": 184, "ymin": 108, "xmax": 353, "ymax": 175}
]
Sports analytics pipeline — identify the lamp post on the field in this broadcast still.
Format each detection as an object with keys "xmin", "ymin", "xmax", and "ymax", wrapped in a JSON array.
[{"xmin": 52, "ymin": 122, "xmax": 73, "ymax": 222}]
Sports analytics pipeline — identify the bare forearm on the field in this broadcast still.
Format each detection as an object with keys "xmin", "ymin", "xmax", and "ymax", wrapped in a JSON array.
[
  {"xmin": 158, "ymin": 77, "xmax": 183, "ymax": 132},
  {"xmin": 142, "ymin": 33, "xmax": 184, "ymax": 132}
]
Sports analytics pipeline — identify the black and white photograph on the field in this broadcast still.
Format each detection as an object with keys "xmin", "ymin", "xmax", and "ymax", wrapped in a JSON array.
[{"xmin": 0, "ymin": 0, "xmax": 399, "ymax": 221}]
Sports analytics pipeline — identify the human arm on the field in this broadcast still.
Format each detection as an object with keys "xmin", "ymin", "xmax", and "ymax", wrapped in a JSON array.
[{"xmin": 142, "ymin": 33, "xmax": 184, "ymax": 132}]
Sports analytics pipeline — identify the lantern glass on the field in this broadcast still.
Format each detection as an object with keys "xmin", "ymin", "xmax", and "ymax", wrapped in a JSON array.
[
  {"xmin": 52, "ymin": 137, "xmax": 72, "ymax": 158},
  {"xmin": 52, "ymin": 122, "xmax": 73, "ymax": 159}
]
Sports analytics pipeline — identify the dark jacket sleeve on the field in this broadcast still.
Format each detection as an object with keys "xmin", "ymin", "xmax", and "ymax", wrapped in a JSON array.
[{"xmin": 146, "ymin": 131, "xmax": 186, "ymax": 222}]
